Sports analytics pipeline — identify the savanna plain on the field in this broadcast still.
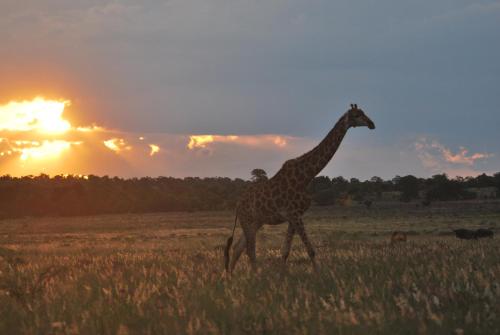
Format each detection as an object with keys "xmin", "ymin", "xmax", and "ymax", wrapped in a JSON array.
[{"xmin": 1, "ymin": 201, "xmax": 499, "ymax": 334}]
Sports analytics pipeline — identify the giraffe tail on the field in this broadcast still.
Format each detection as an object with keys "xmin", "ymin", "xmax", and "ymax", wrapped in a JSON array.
[{"xmin": 224, "ymin": 214, "xmax": 238, "ymax": 272}]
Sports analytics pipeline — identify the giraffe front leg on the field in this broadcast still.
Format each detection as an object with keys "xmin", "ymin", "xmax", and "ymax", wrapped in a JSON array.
[
  {"xmin": 245, "ymin": 228, "xmax": 257, "ymax": 272},
  {"xmin": 245, "ymin": 222, "xmax": 260, "ymax": 272},
  {"xmin": 295, "ymin": 219, "xmax": 318, "ymax": 271},
  {"xmin": 282, "ymin": 223, "xmax": 296, "ymax": 263},
  {"xmin": 229, "ymin": 235, "xmax": 246, "ymax": 273}
]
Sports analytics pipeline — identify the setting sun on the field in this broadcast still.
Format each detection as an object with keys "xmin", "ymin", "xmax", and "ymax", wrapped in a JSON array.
[
  {"xmin": 0, "ymin": 97, "xmax": 83, "ymax": 162},
  {"xmin": 0, "ymin": 97, "xmax": 71, "ymax": 134},
  {"xmin": 0, "ymin": 97, "xmax": 163, "ymax": 169}
]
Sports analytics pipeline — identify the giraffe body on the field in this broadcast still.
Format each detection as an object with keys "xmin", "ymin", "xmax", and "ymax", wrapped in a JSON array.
[{"xmin": 225, "ymin": 104, "xmax": 375, "ymax": 273}]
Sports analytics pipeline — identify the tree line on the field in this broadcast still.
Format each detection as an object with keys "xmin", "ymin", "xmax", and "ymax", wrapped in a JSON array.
[
  {"xmin": 309, "ymin": 173, "xmax": 500, "ymax": 206},
  {"xmin": 0, "ymin": 172, "xmax": 498, "ymax": 219}
]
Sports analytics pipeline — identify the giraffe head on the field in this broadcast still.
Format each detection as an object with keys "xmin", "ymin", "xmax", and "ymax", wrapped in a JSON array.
[{"xmin": 346, "ymin": 104, "xmax": 375, "ymax": 129}]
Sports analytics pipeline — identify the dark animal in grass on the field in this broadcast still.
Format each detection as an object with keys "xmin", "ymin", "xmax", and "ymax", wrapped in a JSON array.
[
  {"xmin": 453, "ymin": 229, "xmax": 477, "ymax": 240},
  {"xmin": 391, "ymin": 231, "xmax": 407, "ymax": 245},
  {"xmin": 421, "ymin": 199, "xmax": 432, "ymax": 207},
  {"xmin": 475, "ymin": 228, "xmax": 494, "ymax": 239}
]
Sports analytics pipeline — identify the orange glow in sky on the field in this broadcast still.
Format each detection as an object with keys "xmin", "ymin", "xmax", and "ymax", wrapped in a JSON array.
[
  {"xmin": 0, "ymin": 97, "xmax": 165, "ymax": 174},
  {"xmin": 0, "ymin": 97, "xmax": 295, "ymax": 177}
]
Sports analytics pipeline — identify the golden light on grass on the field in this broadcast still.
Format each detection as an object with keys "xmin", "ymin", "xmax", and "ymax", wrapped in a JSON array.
[{"xmin": 1, "ymin": 205, "xmax": 498, "ymax": 334}]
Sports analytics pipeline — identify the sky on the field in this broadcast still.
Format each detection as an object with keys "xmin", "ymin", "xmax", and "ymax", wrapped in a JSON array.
[{"xmin": 0, "ymin": 0, "xmax": 499, "ymax": 180}]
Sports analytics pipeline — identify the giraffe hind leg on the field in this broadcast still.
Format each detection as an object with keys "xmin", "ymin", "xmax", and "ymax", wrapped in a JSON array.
[
  {"xmin": 282, "ymin": 223, "xmax": 296, "ymax": 263},
  {"xmin": 295, "ymin": 220, "xmax": 318, "ymax": 271}
]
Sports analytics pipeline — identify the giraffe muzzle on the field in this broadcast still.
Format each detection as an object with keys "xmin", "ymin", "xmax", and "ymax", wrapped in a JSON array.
[{"xmin": 368, "ymin": 120, "xmax": 375, "ymax": 129}]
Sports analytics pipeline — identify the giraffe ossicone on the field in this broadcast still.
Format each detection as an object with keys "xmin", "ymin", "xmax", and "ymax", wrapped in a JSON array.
[{"xmin": 224, "ymin": 104, "xmax": 375, "ymax": 273}]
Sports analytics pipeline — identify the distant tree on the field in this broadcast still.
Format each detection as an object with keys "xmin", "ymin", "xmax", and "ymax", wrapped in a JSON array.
[
  {"xmin": 395, "ymin": 175, "xmax": 419, "ymax": 202},
  {"xmin": 494, "ymin": 172, "xmax": 500, "ymax": 193},
  {"xmin": 250, "ymin": 169, "xmax": 268, "ymax": 182},
  {"xmin": 474, "ymin": 173, "xmax": 495, "ymax": 188},
  {"xmin": 0, "ymin": 172, "xmax": 497, "ymax": 219},
  {"xmin": 426, "ymin": 174, "xmax": 464, "ymax": 201},
  {"xmin": 331, "ymin": 176, "xmax": 349, "ymax": 194},
  {"xmin": 313, "ymin": 188, "xmax": 337, "ymax": 206},
  {"xmin": 360, "ymin": 176, "xmax": 385, "ymax": 198},
  {"xmin": 309, "ymin": 176, "xmax": 331, "ymax": 193}
]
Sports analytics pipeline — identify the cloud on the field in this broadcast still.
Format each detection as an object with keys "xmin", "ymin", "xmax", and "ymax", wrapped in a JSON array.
[
  {"xmin": 149, "ymin": 144, "xmax": 160, "ymax": 156},
  {"xmin": 103, "ymin": 138, "xmax": 131, "ymax": 153},
  {"xmin": 414, "ymin": 137, "xmax": 494, "ymax": 176},
  {"xmin": 187, "ymin": 134, "xmax": 289, "ymax": 151}
]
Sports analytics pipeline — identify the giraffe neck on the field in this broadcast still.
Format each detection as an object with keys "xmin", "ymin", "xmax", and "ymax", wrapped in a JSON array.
[
  {"xmin": 272, "ymin": 113, "xmax": 349, "ymax": 188},
  {"xmin": 297, "ymin": 113, "xmax": 349, "ymax": 180}
]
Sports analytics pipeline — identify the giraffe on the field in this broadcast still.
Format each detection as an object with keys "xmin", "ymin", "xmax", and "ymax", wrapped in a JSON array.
[{"xmin": 224, "ymin": 104, "xmax": 375, "ymax": 273}]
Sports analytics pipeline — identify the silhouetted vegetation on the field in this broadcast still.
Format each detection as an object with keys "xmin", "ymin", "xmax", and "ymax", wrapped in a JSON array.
[
  {"xmin": 250, "ymin": 168, "xmax": 268, "ymax": 182},
  {"xmin": 0, "ymin": 172, "xmax": 498, "ymax": 218}
]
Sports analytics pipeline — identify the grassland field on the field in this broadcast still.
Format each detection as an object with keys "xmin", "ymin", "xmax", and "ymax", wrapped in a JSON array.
[{"xmin": 1, "ymin": 200, "xmax": 500, "ymax": 334}]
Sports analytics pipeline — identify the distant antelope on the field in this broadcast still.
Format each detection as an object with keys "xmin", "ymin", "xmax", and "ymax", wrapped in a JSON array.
[{"xmin": 390, "ymin": 231, "xmax": 407, "ymax": 245}]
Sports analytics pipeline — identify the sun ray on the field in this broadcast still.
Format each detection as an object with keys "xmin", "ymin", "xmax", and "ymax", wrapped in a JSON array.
[{"xmin": 18, "ymin": 140, "xmax": 82, "ymax": 161}]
